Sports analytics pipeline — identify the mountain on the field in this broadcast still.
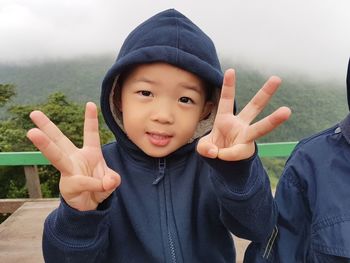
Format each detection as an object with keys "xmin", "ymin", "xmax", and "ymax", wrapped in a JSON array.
[
  {"xmin": 0, "ymin": 55, "xmax": 115, "ymax": 105},
  {"xmin": 0, "ymin": 55, "xmax": 348, "ymax": 142}
]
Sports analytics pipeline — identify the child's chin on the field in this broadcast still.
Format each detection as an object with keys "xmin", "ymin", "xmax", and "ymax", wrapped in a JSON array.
[
  {"xmin": 142, "ymin": 146, "xmax": 178, "ymax": 158},
  {"xmin": 144, "ymin": 150, "xmax": 171, "ymax": 158}
]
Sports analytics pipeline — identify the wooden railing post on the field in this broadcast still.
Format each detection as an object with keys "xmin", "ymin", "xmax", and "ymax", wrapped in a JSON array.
[{"xmin": 24, "ymin": 165, "xmax": 42, "ymax": 198}]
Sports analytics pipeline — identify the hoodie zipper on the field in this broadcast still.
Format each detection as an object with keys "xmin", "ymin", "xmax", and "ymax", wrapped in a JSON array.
[
  {"xmin": 152, "ymin": 159, "xmax": 165, "ymax": 185},
  {"xmin": 155, "ymin": 158, "xmax": 177, "ymax": 263}
]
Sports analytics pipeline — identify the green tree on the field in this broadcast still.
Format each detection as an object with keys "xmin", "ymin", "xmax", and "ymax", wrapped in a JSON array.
[
  {"xmin": 0, "ymin": 92, "xmax": 113, "ymax": 198},
  {"xmin": 260, "ymin": 157, "xmax": 288, "ymax": 189},
  {"xmin": 0, "ymin": 84, "xmax": 16, "ymax": 107}
]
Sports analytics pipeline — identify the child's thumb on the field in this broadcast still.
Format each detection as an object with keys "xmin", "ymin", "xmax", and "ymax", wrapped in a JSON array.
[
  {"xmin": 197, "ymin": 137, "xmax": 218, "ymax": 159},
  {"xmin": 102, "ymin": 170, "xmax": 121, "ymax": 191}
]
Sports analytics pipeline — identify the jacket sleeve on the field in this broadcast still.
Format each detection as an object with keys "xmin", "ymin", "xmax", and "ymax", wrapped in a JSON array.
[
  {"xmin": 42, "ymin": 195, "xmax": 115, "ymax": 263},
  {"xmin": 244, "ymin": 141, "xmax": 350, "ymax": 263},
  {"xmin": 243, "ymin": 165, "xmax": 311, "ymax": 262},
  {"xmin": 202, "ymin": 149, "xmax": 277, "ymax": 243}
]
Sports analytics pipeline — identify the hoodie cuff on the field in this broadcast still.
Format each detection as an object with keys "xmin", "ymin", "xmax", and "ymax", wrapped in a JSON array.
[
  {"xmin": 202, "ymin": 148, "xmax": 265, "ymax": 199},
  {"xmin": 44, "ymin": 196, "xmax": 113, "ymax": 247}
]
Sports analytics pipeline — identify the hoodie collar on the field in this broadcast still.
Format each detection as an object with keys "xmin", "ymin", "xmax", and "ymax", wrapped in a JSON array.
[{"xmin": 339, "ymin": 113, "xmax": 350, "ymax": 145}]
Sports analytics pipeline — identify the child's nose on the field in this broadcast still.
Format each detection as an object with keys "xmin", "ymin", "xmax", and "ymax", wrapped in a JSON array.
[{"xmin": 150, "ymin": 101, "xmax": 175, "ymax": 124}]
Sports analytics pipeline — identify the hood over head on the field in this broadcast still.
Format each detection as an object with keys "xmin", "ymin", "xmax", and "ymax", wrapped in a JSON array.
[{"xmin": 100, "ymin": 8, "xmax": 224, "ymax": 154}]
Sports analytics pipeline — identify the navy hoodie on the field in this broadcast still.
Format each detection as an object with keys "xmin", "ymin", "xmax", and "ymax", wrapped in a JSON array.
[{"xmin": 42, "ymin": 9, "xmax": 276, "ymax": 263}]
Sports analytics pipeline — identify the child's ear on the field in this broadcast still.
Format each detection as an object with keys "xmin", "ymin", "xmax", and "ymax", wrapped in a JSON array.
[{"xmin": 200, "ymin": 101, "xmax": 214, "ymax": 120}]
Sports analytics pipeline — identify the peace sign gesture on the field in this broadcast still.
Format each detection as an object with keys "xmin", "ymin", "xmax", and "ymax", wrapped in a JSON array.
[
  {"xmin": 27, "ymin": 102, "xmax": 121, "ymax": 211},
  {"xmin": 197, "ymin": 69, "xmax": 291, "ymax": 161}
]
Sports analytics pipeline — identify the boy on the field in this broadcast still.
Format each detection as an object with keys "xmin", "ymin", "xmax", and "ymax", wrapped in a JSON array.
[
  {"xmin": 27, "ymin": 9, "xmax": 291, "ymax": 262},
  {"xmin": 244, "ymin": 58, "xmax": 350, "ymax": 262}
]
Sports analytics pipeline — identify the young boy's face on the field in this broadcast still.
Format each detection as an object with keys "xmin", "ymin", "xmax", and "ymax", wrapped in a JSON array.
[{"xmin": 120, "ymin": 63, "xmax": 213, "ymax": 157}]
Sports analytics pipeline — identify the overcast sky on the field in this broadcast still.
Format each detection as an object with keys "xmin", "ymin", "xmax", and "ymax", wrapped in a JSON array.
[{"xmin": 0, "ymin": 0, "xmax": 349, "ymax": 81}]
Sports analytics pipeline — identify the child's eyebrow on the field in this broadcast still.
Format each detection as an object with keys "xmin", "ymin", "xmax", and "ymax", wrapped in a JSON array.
[
  {"xmin": 179, "ymin": 83, "xmax": 202, "ymax": 94},
  {"xmin": 133, "ymin": 77, "xmax": 155, "ymax": 84},
  {"xmin": 132, "ymin": 77, "xmax": 202, "ymax": 94}
]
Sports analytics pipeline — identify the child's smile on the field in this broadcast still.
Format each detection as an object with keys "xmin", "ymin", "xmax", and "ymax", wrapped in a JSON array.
[{"xmin": 146, "ymin": 131, "xmax": 174, "ymax": 147}]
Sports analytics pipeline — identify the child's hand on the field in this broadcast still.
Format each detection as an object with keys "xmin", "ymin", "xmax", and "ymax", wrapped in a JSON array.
[
  {"xmin": 197, "ymin": 69, "xmax": 291, "ymax": 161},
  {"xmin": 27, "ymin": 102, "xmax": 121, "ymax": 211}
]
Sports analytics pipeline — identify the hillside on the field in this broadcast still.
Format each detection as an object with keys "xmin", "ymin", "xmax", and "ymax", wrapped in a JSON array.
[
  {"xmin": 0, "ymin": 55, "xmax": 114, "ymax": 105},
  {"xmin": 232, "ymin": 66, "xmax": 348, "ymax": 142},
  {"xmin": 0, "ymin": 55, "xmax": 348, "ymax": 142}
]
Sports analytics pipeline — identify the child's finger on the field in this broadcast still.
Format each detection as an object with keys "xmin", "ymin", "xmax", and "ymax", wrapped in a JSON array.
[
  {"xmin": 63, "ymin": 175, "xmax": 105, "ymax": 193},
  {"xmin": 102, "ymin": 169, "xmax": 121, "ymax": 191},
  {"xmin": 83, "ymin": 102, "xmax": 101, "ymax": 149},
  {"xmin": 246, "ymin": 106, "xmax": 291, "ymax": 142},
  {"xmin": 27, "ymin": 128, "xmax": 73, "ymax": 174},
  {"xmin": 29, "ymin": 110, "xmax": 77, "ymax": 154},
  {"xmin": 196, "ymin": 137, "xmax": 219, "ymax": 158},
  {"xmin": 237, "ymin": 76, "xmax": 282, "ymax": 124},
  {"xmin": 216, "ymin": 69, "xmax": 236, "ymax": 115},
  {"xmin": 217, "ymin": 143, "xmax": 255, "ymax": 161}
]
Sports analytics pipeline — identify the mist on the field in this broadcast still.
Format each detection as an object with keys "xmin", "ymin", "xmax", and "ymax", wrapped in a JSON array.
[{"xmin": 0, "ymin": 0, "xmax": 349, "ymax": 82}]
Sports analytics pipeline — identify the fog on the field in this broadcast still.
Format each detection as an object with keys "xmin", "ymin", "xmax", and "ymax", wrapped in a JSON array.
[{"xmin": 1, "ymin": 0, "xmax": 349, "ymax": 81}]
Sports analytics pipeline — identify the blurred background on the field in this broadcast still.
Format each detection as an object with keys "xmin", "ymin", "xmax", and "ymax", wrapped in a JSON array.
[
  {"xmin": 1, "ymin": 0, "xmax": 349, "ymax": 78},
  {"xmin": 0, "ymin": 0, "xmax": 349, "ymax": 203}
]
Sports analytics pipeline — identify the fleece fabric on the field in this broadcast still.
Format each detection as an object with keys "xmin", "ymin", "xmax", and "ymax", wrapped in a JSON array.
[{"xmin": 42, "ymin": 9, "xmax": 276, "ymax": 263}]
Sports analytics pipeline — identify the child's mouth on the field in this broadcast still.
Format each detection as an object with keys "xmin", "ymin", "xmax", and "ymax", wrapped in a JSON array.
[{"xmin": 147, "ymin": 132, "xmax": 172, "ymax": 146}]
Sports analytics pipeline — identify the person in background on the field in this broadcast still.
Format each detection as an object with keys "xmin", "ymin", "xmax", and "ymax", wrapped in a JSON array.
[
  {"xmin": 245, "ymin": 58, "xmax": 350, "ymax": 262},
  {"xmin": 27, "ymin": 9, "xmax": 291, "ymax": 263}
]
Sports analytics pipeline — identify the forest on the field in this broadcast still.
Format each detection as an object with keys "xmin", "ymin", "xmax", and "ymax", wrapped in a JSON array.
[{"xmin": 0, "ymin": 55, "xmax": 348, "ymax": 203}]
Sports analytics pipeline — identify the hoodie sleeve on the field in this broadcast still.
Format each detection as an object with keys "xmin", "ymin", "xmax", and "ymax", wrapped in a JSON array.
[
  {"xmin": 202, "ymin": 150, "xmax": 277, "ymax": 243},
  {"xmin": 243, "ymin": 166, "xmax": 311, "ymax": 263},
  {"xmin": 42, "ymin": 196, "xmax": 115, "ymax": 263}
]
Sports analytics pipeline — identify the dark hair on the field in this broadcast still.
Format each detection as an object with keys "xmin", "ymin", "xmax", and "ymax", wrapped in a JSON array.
[{"xmin": 202, "ymin": 81, "xmax": 215, "ymax": 102}]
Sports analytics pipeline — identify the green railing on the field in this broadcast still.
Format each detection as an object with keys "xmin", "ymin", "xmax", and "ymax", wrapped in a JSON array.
[
  {"xmin": 0, "ymin": 152, "xmax": 50, "ymax": 166},
  {"xmin": 0, "ymin": 142, "xmax": 298, "ymax": 166},
  {"xmin": 0, "ymin": 142, "xmax": 298, "ymax": 200},
  {"xmin": 257, "ymin": 141, "xmax": 297, "ymax": 157}
]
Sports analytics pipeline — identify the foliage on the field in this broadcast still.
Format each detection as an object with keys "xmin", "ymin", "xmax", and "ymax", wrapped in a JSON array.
[
  {"xmin": 0, "ymin": 166, "xmax": 27, "ymax": 198},
  {"xmin": 0, "ymin": 84, "xmax": 16, "ymax": 107},
  {"xmin": 0, "ymin": 91, "xmax": 113, "ymax": 198},
  {"xmin": 260, "ymin": 157, "xmax": 288, "ymax": 189}
]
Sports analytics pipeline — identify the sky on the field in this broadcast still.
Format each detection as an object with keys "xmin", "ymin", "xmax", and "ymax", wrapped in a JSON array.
[{"xmin": 0, "ymin": 0, "xmax": 349, "ymax": 81}]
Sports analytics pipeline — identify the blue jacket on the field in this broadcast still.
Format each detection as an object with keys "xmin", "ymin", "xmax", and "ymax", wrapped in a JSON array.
[
  {"xmin": 245, "ymin": 115, "xmax": 350, "ymax": 263},
  {"xmin": 42, "ymin": 9, "xmax": 276, "ymax": 262},
  {"xmin": 245, "ymin": 58, "xmax": 350, "ymax": 262}
]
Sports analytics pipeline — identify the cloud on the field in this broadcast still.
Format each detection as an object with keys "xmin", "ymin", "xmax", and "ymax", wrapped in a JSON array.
[{"xmin": 0, "ymin": 0, "xmax": 349, "ymax": 80}]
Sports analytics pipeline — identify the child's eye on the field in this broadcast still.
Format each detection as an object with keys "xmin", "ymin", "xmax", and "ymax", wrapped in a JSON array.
[
  {"xmin": 137, "ymin": 90, "xmax": 152, "ymax": 97},
  {"xmin": 179, "ymin": 97, "xmax": 194, "ymax": 104}
]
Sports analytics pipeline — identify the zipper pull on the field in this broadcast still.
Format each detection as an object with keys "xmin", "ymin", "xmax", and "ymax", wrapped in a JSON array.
[{"xmin": 152, "ymin": 158, "xmax": 166, "ymax": 185}]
